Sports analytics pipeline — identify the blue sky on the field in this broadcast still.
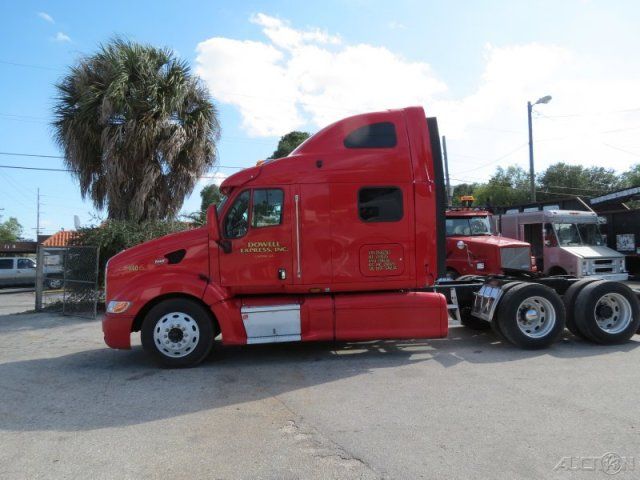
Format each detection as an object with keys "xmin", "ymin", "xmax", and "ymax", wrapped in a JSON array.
[{"xmin": 1, "ymin": 0, "xmax": 639, "ymax": 239}]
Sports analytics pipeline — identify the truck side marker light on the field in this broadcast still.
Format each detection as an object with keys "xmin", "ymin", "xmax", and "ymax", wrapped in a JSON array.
[{"xmin": 107, "ymin": 301, "xmax": 131, "ymax": 314}]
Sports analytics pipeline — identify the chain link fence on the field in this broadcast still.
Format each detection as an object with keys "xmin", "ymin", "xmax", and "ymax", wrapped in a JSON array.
[{"xmin": 36, "ymin": 246, "xmax": 100, "ymax": 319}]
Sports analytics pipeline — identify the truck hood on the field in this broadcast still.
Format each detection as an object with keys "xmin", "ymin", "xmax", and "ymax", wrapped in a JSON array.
[
  {"xmin": 560, "ymin": 246, "xmax": 624, "ymax": 259},
  {"xmin": 449, "ymin": 235, "xmax": 529, "ymax": 248},
  {"xmin": 109, "ymin": 227, "xmax": 208, "ymax": 266}
]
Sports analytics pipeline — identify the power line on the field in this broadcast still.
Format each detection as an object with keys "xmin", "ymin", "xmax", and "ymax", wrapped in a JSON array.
[
  {"xmin": 0, "ymin": 151, "xmax": 64, "ymax": 159},
  {"xmin": 0, "ymin": 152, "xmax": 246, "ymax": 171},
  {"xmin": 450, "ymin": 143, "xmax": 528, "ymax": 174},
  {"xmin": 603, "ymin": 143, "xmax": 640, "ymax": 158},
  {"xmin": 0, "ymin": 59, "xmax": 61, "ymax": 71},
  {"xmin": 540, "ymin": 107, "xmax": 640, "ymax": 119},
  {"xmin": 0, "ymin": 164, "xmax": 243, "ymax": 178}
]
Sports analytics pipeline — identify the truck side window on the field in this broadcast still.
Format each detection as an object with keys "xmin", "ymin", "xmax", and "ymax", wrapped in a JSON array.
[
  {"xmin": 0, "ymin": 259, "xmax": 13, "ymax": 269},
  {"xmin": 344, "ymin": 122, "xmax": 397, "ymax": 148},
  {"xmin": 17, "ymin": 259, "xmax": 35, "ymax": 269},
  {"xmin": 358, "ymin": 187, "xmax": 403, "ymax": 222},
  {"xmin": 224, "ymin": 190, "xmax": 250, "ymax": 239},
  {"xmin": 543, "ymin": 223, "xmax": 558, "ymax": 247},
  {"xmin": 252, "ymin": 189, "xmax": 283, "ymax": 228}
]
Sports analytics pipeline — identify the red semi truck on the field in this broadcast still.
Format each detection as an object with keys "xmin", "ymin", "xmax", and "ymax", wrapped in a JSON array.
[
  {"xmin": 445, "ymin": 201, "xmax": 534, "ymax": 279},
  {"xmin": 103, "ymin": 106, "xmax": 640, "ymax": 367}
]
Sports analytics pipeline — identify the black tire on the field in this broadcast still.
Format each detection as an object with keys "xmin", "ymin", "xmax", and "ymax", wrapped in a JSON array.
[
  {"xmin": 573, "ymin": 281, "xmax": 640, "ymax": 345},
  {"xmin": 490, "ymin": 281, "xmax": 524, "ymax": 340},
  {"xmin": 47, "ymin": 278, "xmax": 63, "ymax": 289},
  {"xmin": 563, "ymin": 279, "xmax": 603, "ymax": 339},
  {"xmin": 141, "ymin": 298, "xmax": 215, "ymax": 368},
  {"xmin": 496, "ymin": 283, "xmax": 566, "ymax": 349}
]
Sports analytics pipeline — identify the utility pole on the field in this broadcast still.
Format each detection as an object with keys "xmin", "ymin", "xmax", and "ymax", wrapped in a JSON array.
[
  {"xmin": 36, "ymin": 188, "xmax": 41, "ymax": 240},
  {"xmin": 527, "ymin": 95, "xmax": 552, "ymax": 203},
  {"xmin": 442, "ymin": 135, "xmax": 452, "ymax": 206}
]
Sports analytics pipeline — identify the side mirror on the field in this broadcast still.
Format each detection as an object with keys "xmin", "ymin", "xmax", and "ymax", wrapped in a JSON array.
[
  {"xmin": 206, "ymin": 204, "xmax": 232, "ymax": 254},
  {"xmin": 456, "ymin": 240, "xmax": 467, "ymax": 250},
  {"xmin": 206, "ymin": 204, "xmax": 220, "ymax": 242}
]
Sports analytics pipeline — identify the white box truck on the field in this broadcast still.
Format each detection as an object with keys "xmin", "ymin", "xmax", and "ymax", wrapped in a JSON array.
[{"xmin": 499, "ymin": 209, "xmax": 627, "ymax": 281}]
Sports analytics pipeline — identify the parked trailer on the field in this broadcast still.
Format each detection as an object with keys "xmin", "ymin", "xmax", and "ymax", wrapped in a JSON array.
[{"xmin": 102, "ymin": 107, "xmax": 640, "ymax": 367}]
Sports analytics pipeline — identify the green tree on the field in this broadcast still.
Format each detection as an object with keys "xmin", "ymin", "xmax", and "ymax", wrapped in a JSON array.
[
  {"xmin": 451, "ymin": 183, "xmax": 479, "ymax": 206},
  {"xmin": 269, "ymin": 131, "xmax": 310, "ymax": 159},
  {"xmin": 183, "ymin": 183, "xmax": 223, "ymax": 225},
  {"xmin": 537, "ymin": 162, "xmax": 621, "ymax": 199},
  {"xmin": 621, "ymin": 164, "xmax": 640, "ymax": 187},
  {"xmin": 474, "ymin": 166, "xmax": 530, "ymax": 206},
  {"xmin": 200, "ymin": 184, "xmax": 222, "ymax": 212},
  {"xmin": 53, "ymin": 38, "xmax": 220, "ymax": 222},
  {"xmin": 0, "ymin": 216, "xmax": 23, "ymax": 242}
]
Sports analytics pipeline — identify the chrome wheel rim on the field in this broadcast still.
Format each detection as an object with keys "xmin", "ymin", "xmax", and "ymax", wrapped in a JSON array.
[
  {"xmin": 594, "ymin": 293, "xmax": 632, "ymax": 334},
  {"xmin": 153, "ymin": 312, "xmax": 200, "ymax": 358},
  {"xmin": 516, "ymin": 296, "xmax": 556, "ymax": 338}
]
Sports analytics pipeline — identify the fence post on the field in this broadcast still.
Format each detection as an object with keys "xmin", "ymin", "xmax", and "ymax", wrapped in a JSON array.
[{"xmin": 35, "ymin": 245, "xmax": 44, "ymax": 311}]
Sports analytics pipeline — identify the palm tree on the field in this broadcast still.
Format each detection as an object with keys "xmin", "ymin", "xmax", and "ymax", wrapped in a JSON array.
[{"xmin": 53, "ymin": 38, "xmax": 220, "ymax": 221}]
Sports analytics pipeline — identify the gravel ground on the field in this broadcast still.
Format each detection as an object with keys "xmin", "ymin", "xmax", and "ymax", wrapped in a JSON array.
[{"xmin": 0, "ymin": 311, "xmax": 639, "ymax": 479}]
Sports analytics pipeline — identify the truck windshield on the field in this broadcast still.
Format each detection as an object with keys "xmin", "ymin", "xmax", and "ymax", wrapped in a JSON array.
[
  {"xmin": 446, "ymin": 216, "xmax": 493, "ymax": 236},
  {"xmin": 553, "ymin": 223, "xmax": 604, "ymax": 246}
]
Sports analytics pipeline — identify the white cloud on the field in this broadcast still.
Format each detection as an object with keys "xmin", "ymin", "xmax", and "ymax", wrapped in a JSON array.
[
  {"xmin": 196, "ymin": 14, "xmax": 640, "ymax": 179},
  {"xmin": 250, "ymin": 13, "xmax": 341, "ymax": 49},
  {"xmin": 53, "ymin": 32, "xmax": 71, "ymax": 43},
  {"xmin": 196, "ymin": 13, "xmax": 445, "ymax": 136},
  {"xmin": 388, "ymin": 21, "xmax": 407, "ymax": 30},
  {"xmin": 37, "ymin": 11, "xmax": 54, "ymax": 23}
]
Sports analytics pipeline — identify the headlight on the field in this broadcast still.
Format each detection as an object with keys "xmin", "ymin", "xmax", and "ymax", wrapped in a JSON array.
[{"xmin": 107, "ymin": 301, "xmax": 131, "ymax": 314}]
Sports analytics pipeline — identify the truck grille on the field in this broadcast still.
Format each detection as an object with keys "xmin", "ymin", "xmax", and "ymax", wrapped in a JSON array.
[{"xmin": 500, "ymin": 247, "xmax": 531, "ymax": 271}]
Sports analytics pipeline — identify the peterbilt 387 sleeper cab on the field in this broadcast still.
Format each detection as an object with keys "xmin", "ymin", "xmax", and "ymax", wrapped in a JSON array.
[{"xmin": 103, "ymin": 107, "xmax": 640, "ymax": 367}]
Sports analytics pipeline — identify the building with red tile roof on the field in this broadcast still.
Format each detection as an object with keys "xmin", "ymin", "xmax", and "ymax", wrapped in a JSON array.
[{"xmin": 41, "ymin": 230, "xmax": 78, "ymax": 247}]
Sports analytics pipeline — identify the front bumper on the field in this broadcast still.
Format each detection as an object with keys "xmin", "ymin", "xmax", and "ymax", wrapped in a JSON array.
[
  {"xmin": 584, "ymin": 273, "xmax": 629, "ymax": 282},
  {"xmin": 102, "ymin": 313, "xmax": 135, "ymax": 349}
]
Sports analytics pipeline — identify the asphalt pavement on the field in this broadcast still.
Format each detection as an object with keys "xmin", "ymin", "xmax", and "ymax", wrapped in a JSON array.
[{"xmin": 0, "ymin": 311, "xmax": 638, "ymax": 479}]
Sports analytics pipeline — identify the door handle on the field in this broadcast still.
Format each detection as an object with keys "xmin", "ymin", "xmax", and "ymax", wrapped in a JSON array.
[{"xmin": 278, "ymin": 268, "xmax": 286, "ymax": 280}]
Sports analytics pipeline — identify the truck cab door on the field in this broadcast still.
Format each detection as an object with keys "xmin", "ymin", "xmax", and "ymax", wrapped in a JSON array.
[{"xmin": 218, "ymin": 187, "xmax": 293, "ymax": 293}]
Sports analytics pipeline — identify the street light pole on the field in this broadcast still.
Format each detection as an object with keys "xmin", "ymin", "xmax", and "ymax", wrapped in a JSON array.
[
  {"xmin": 527, "ymin": 95, "xmax": 552, "ymax": 203},
  {"xmin": 527, "ymin": 101, "xmax": 535, "ymax": 202}
]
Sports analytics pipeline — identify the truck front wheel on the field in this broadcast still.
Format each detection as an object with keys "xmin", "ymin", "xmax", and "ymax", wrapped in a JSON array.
[
  {"xmin": 141, "ymin": 298, "xmax": 215, "ymax": 368},
  {"xmin": 496, "ymin": 283, "xmax": 565, "ymax": 349},
  {"xmin": 573, "ymin": 281, "xmax": 640, "ymax": 344}
]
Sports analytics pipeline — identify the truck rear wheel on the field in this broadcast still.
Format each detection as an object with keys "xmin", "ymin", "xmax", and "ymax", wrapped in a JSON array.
[
  {"xmin": 573, "ymin": 281, "xmax": 640, "ymax": 345},
  {"xmin": 141, "ymin": 298, "xmax": 215, "ymax": 368},
  {"xmin": 563, "ymin": 279, "xmax": 602, "ymax": 339},
  {"xmin": 496, "ymin": 283, "xmax": 565, "ymax": 349},
  {"xmin": 490, "ymin": 282, "xmax": 524, "ymax": 340}
]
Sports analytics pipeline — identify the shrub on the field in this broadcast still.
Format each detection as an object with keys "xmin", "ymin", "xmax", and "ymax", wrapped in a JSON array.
[{"xmin": 72, "ymin": 219, "xmax": 190, "ymax": 284}]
